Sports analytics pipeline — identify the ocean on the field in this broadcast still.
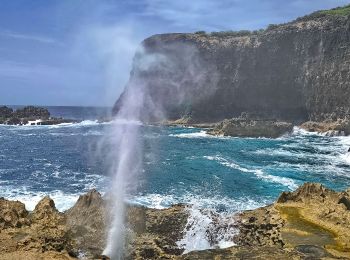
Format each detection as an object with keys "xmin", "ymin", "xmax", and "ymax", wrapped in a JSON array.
[{"xmin": 1, "ymin": 106, "xmax": 350, "ymax": 250}]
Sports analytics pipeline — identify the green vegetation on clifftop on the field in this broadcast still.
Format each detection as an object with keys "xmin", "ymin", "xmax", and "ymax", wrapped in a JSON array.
[{"xmin": 319, "ymin": 4, "xmax": 350, "ymax": 16}]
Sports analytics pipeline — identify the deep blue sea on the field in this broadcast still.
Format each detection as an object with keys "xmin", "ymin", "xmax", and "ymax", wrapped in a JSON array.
[{"xmin": 1, "ymin": 106, "xmax": 350, "ymax": 249}]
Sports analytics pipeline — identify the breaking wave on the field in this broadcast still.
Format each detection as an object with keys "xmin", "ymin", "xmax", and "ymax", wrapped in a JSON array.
[{"xmin": 204, "ymin": 155, "xmax": 298, "ymax": 190}]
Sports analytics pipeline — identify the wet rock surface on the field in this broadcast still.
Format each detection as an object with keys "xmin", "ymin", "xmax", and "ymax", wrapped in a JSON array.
[{"xmin": 125, "ymin": 204, "xmax": 189, "ymax": 259}]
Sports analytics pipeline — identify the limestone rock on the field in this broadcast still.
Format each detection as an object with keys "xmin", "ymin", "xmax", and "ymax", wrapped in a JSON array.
[
  {"xmin": 65, "ymin": 189, "xmax": 106, "ymax": 258},
  {"xmin": 2, "ymin": 183, "xmax": 350, "ymax": 259},
  {"xmin": 277, "ymin": 182, "xmax": 332, "ymax": 203},
  {"xmin": 126, "ymin": 204, "xmax": 189, "ymax": 259},
  {"xmin": 0, "ymin": 198, "xmax": 29, "ymax": 228},
  {"xmin": 300, "ymin": 119, "xmax": 350, "ymax": 136}
]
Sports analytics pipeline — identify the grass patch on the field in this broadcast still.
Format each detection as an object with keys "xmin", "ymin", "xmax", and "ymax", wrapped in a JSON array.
[{"xmin": 318, "ymin": 4, "xmax": 350, "ymax": 16}]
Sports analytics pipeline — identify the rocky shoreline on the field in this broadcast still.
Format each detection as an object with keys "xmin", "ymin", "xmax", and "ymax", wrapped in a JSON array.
[
  {"xmin": 208, "ymin": 118, "xmax": 293, "ymax": 138},
  {"xmin": 300, "ymin": 119, "xmax": 350, "ymax": 137},
  {"xmin": 0, "ymin": 106, "xmax": 77, "ymax": 126},
  {"xmin": 165, "ymin": 116, "xmax": 350, "ymax": 138},
  {"xmin": 1, "ymin": 183, "xmax": 350, "ymax": 259}
]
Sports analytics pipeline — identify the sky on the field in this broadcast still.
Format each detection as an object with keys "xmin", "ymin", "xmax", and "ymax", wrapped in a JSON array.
[{"xmin": 0, "ymin": 0, "xmax": 349, "ymax": 106}]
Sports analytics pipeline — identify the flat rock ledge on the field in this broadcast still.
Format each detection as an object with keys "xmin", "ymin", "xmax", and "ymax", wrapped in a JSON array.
[
  {"xmin": 1, "ymin": 183, "xmax": 350, "ymax": 259},
  {"xmin": 208, "ymin": 118, "xmax": 293, "ymax": 138}
]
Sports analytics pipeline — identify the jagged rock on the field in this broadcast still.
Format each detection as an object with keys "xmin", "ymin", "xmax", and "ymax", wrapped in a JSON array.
[
  {"xmin": 0, "ymin": 198, "xmax": 29, "ymax": 228},
  {"xmin": 209, "ymin": 118, "xmax": 293, "ymax": 138},
  {"xmin": 277, "ymin": 182, "xmax": 331, "ymax": 203},
  {"xmin": 0, "ymin": 106, "xmax": 13, "ymax": 118},
  {"xmin": 2, "ymin": 183, "xmax": 350, "ymax": 259},
  {"xmin": 13, "ymin": 106, "xmax": 50, "ymax": 119},
  {"xmin": 31, "ymin": 196, "xmax": 61, "ymax": 221},
  {"xmin": 65, "ymin": 189, "xmax": 106, "ymax": 258}
]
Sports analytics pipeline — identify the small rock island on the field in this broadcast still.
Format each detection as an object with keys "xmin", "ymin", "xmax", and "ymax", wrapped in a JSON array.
[{"xmin": 0, "ymin": 106, "xmax": 77, "ymax": 125}]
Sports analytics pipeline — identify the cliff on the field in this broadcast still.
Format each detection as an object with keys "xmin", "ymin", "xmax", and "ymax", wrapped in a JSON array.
[{"xmin": 113, "ymin": 5, "xmax": 350, "ymax": 123}]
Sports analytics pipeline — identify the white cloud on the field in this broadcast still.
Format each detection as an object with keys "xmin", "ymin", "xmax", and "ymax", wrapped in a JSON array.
[{"xmin": 0, "ymin": 30, "xmax": 58, "ymax": 44}]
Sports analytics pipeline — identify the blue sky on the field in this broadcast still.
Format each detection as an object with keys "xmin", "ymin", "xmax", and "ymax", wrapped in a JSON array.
[{"xmin": 0, "ymin": 0, "xmax": 349, "ymax": 106}]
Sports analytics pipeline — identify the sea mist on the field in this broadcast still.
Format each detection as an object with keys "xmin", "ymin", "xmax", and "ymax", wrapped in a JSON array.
[
  {"xmin": 102, "ymin": 40, "xmax": 219, "ymax": 258},
  {"xmin": 101, "ymin": 77, "xmax": 145, "ymax": 259}
]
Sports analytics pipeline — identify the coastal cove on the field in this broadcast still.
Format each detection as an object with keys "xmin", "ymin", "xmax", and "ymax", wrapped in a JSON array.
[
  {"xmin": 1, "ymin": 2, "xmax": 350, "ymax": 259},
  {"xmin": 1, "ymin": 107, "xmax": 350, "ymax": 258}
]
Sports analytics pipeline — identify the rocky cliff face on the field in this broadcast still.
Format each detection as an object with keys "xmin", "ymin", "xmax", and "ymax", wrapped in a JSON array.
[{"xmin": 114, "ymin": 6, "xmax": 350, "ymax": 123}]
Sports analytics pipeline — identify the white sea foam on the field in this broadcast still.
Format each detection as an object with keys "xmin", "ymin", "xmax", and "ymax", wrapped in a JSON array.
[
  {"xmin": 173, "ymin": 193, "xmax": 266, "ymax": 253},
  {"xmin": 131, "ymin": 191, "xmax": 266, "ymax": 253},
  {"xmin": 2, "ymin": 189, "xmax": 79, "ymax": 212},
  {"xmin": 176, "ymin": 206, "xmax": 239, "ymax": 253},
  {"xmin": 291, "ymin": 126, "xmax": 323, "ymax": 136},
  {"xmin": 25, "ymin": 119, "xmax": 43, "ymax": 126},
  {"xmin": 131, "ymin": 192, "xmax": 268, "ymax": 214},
  {"xmin": 340, "ymin": 153, "xmax": 350, "ymax": 165},
  {"xmin": 169, "ymin": 130, "xmax": 210, "ymax": 138},
  {"xmin": 177, "ymin": 207, "xmax": 213, "ymax": 252},
  {"xmin": 204, "ymin": 155, "xmax": 298, "ymax": 190},
  {"xmin": 130, "ymin": 193, "xmax": 175, "ymax": 209},
  {"xmin": 49, "ymin": 120, "xmax": 99, "ymax": 128}
]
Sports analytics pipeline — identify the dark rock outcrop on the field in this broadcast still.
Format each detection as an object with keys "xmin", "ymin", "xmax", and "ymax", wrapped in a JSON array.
[
  {"xmin": 13, "ymin": 106, "xmax": 50, "ymax": 119},
  {"xmin": 0, "ymin": 106, "xmax": 13, "ymax": 118},
  {"xmin": 0, "ymin": 106, "xmax": 77, "ymax": 125},
  {"xmin": 209, "ymin": 118, "xmax": 293, "ymax": 138},
  {"xmin": 114, "ymin": 6, "xmax": 350, "ymax": 126}
]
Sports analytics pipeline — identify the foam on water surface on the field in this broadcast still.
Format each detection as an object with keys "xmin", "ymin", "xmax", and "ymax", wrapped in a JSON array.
[
  {"xmin": 1, "ymin": 112, "xmax": 350, "ymax": 254},
  {"xmin": 204, "ymin": 155, "xmax": 298, "ymax": 190},
  {"xmin": 169, "ymin": 130, "xmax": 211, "ymax": 138},
  {"xmin": 3, "ymin": 188, "xmax": 80, "ymax": 211}
]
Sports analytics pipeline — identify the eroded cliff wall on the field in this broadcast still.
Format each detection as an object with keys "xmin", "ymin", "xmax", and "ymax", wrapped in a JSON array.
[{"xmin": 114, "ymin": 8, "xmax": 350, "ymax": 123}]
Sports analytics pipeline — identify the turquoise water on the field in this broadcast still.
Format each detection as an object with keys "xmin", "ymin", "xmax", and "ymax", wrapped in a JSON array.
[
  {"xmin": 137, "ymin": 126, "xmax": 350, "ymax": 212},
  {"xmin": 0, "ymin": 107, "xmax": 350, "ymax": 215}
]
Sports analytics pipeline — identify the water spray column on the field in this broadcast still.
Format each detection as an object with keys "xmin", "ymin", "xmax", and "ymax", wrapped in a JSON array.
[{"xmin": 103, "ymin": 84, "xmax": 144, "ymax": 259}]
